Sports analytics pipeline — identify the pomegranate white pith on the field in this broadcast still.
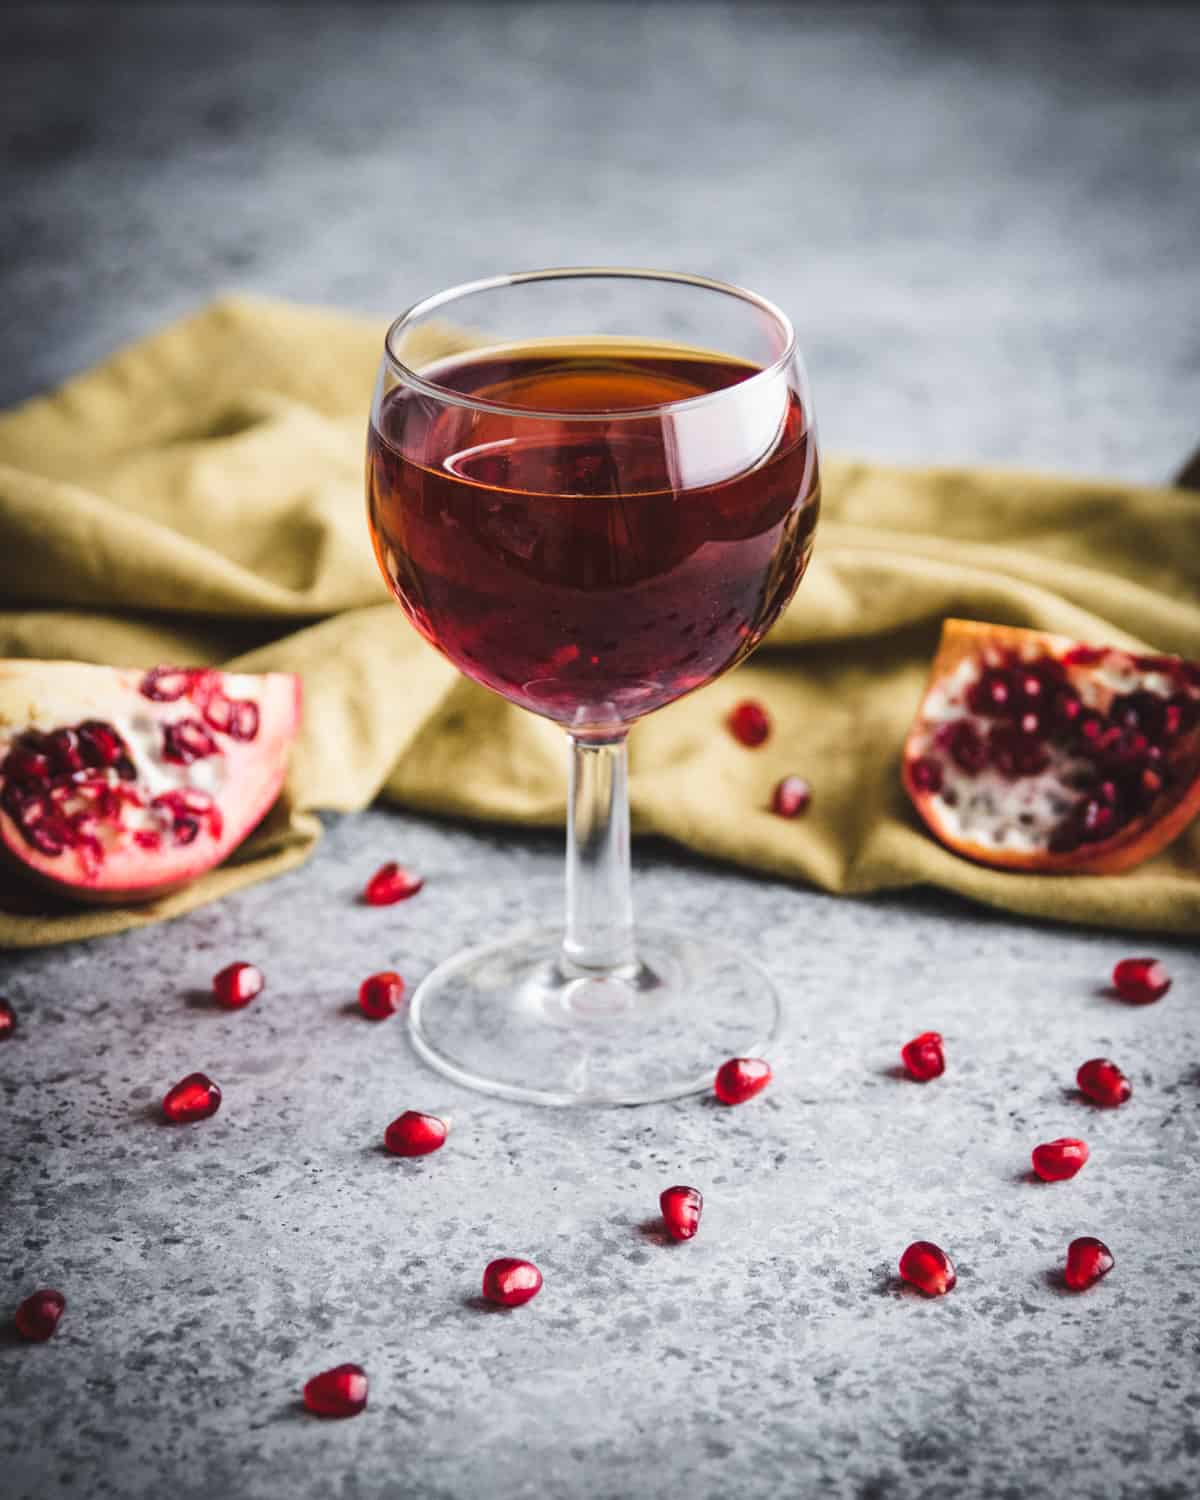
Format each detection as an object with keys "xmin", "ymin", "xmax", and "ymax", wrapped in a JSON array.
[
  {"xmin": 0, "ymin": 660, "xmax": 301, "ymax": 904},
  {"xmin": 902, "ymin": 621, "xmax": 1200, "ymax": 874}
]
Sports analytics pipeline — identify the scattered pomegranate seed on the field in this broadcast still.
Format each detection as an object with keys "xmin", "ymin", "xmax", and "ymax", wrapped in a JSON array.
[
  {"xmin": 0, "ymin": 997, "xmax": 16, "ymax": 1040},
  {"xmin": 1111, "ymin": 957, "xmax": 1171, "ymax": 1004},
  {"xmin": 212, "ymin": 961, "xmax": 264, "ymax": 1009},
  {"xmin": 363, "ymin": 862, "xmax": 424, "ymax": 906},
  {"xmin": 1031, "ymin": 1137, "xmax": 1089, "ymax": 1182},
  {"xmin": 900, "ymin": 1031, "xmax": 945, "ymax": 1082},
  {"xmin": 714, "ymin": 1056, "xmax": 772, "ymax": 1105},
  {"xmin": 482, "ymin": 1258, "xmax": 543, "ymax": 1307},
  {"xmin": 659, "ymin": 1186, "xmax": 703, "ymax": 1241},
  {"xmin": 898, "ymin": 1241, "xmax": 956, "ymax": 1297},
  {"xmin": 303, "ymin": 1363, "xmax": 368, "ymax": 1418},
  {"xmin": 162, "ymin": 1072, "xmax": 222, "ymax": 1123},
  {"xmin": 727, "ymin": 699, "xmax": 770, "ymax": 748},
  {"xmin": 1076, "ymin": 1058, "xmax": 1132, "ymax": 1107},
  {"xmin": 384, "ymin": 1111, "xmax": 447, "ymax": 1156},
  {"xmin": 770, "ymin": 775, "xmax": 811, "ymax": 818},
  {"xmin": 359, "ymin": 971, "xmax": 405, "ymax": 1021},
  {"xmin": 14, "ymin": 1288, "xmax": 66, "ymax": 1341},
  {"xmin": 1063, "ymin": 1236, "xmax": 1114, "ymax": 1291}
]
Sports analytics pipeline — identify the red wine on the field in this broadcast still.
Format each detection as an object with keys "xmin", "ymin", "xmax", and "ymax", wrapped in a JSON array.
[{"xmin": 367, "ymin": 341, "xmax": 819, "ymax": 729}]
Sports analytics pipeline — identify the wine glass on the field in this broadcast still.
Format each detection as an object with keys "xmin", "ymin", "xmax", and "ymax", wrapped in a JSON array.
[{"xmin": 367, "ymin": 268, "xmax": 819, "ymax": 1105}]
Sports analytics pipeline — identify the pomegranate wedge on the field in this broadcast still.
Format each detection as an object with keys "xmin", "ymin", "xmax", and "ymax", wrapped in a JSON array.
[
  {"xmin": 902, "ymin": 620, "xmax": 1200, "ymax": 873},
  {"xmin": 0, "ymin": 660, "xmax": 300, "ymax": 904}
]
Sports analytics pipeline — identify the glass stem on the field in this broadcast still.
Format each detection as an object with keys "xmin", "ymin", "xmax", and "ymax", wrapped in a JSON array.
[{"xmin": 563, "ymin": 732, "xmax": 636, "ymax": 974}]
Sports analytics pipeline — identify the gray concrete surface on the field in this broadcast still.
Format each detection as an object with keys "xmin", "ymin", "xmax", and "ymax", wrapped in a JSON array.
[{"xmin": 2, "ymin": 4, "xmax": 1199, "ymax": 1499}]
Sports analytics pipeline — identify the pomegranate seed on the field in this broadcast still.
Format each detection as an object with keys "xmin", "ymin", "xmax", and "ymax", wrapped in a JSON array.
[
  {"xmin": 937, "ymin": 720, "xmax": 987, "ymax": 773},
  {"xmin": 4, "ymin": 744, "xmax": 51, "ymax": 783},
  {"xmin": 77, "ymin": 720, "xmax": 125, "ymax": 767},
  {"xmin": 162, "ymin": 1072, "xmax": 222, "ymax": 1123},
  {"xmin": 1111, "ymin": 957, "xmax": 1171, "ymax": 1004},
  {"xmin": 212, "ymin": 961, "xmax": 263, "ymax": 1009},
  {"xmin": 660, "ymin": 1185, "xmax": 703, "ymax": 1241},
  {"xmin": 714, "ymin": 1056, "xmax": 772, "ymax": 1105},
  {"xmin": 303, "ymin": 1363, "xmax": 368, "ymax": 1418},
  {"xmin": 359, "ymin": 971, "xmax": 405, "ymax": 1020},
  {"xmin": 967, "ymin": 668, "xmax": 1011, "ymax": 716},
  {"xmin": 898, "ymin": 1241, "xmax": 956, "ymax": 1297},
  {"xmin": 228, "ymin": 700, "xmax": 260, "ymax": 741},
  {"xmin": 186, "ymin": 669, "xmax": 222, "ymax": 709},
  {"xmin": 1031, "ymin": 1137, "xmax": 1089, "ymax": 1182},
  {"xmin": 1063, "ymin": 645, "xmax": 1106, "ymax": 667},
  {"xmin": 770, "ymin": 775, "xmax": 811, "ymax": 818},
  {"xmin": 203, "ymin": 693, "xmax": 234, "ymax": 733},
  {"xmin": 900, "ymin": 1031, "xmax": 944, "ymax": 1081},
  {"xmin": 14, "ymin": 1288, "xmax": 66, "ymax": 1342},
  {"xmin": 139, "ymin": 666, "xmax": 194, "ymax": 701},
  {"xmin": 908, "ymin": 756, "xmax": 943, "ymax": 793},
  {"xmin": 384, "ymin": 1110, "xmax": 447, "ymax": 1156},
  {"xmin": 45, "ymin": 728, "xmax": 84, "ymax": 774},
  {"xmin": 727, "ymin": 699, "xmax": 770, "ymax": 748},
  {"xmin": 363, "ymin": 862, "xmax": 424, "ymax": 906},
  {"xmin": 482, "ymin": 1258, "xmax": 543, "ymax": 1307},
  {"xmin": 162, "ymin": 718, "xmax": 220, "ymax": 765},
  {"xmin": 1063, "ymin": 1236, "xmax": 1114, "ymax": 1291},
  {"xmin": 0, "ymin": 997, "xmax": 15, "ymax": 1040},
  {"xmin": 1076, "ymin": 1057, "xmax": 1131, "ymax": 1107}
]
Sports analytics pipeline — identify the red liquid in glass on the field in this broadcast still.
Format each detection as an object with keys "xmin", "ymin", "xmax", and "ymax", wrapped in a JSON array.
[{"xmin": 367, "ymin": 343, "xmax": 819, "ymax": 728}]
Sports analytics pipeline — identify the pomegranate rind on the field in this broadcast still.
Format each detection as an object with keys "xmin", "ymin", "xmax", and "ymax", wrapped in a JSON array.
[
  {"xmin": 902, "ymin": 620, "xmax": 1200, "ymax": 874},
  {"xmin": 0, "ymin": 660, "xmax": 301, "ymax": 905}
]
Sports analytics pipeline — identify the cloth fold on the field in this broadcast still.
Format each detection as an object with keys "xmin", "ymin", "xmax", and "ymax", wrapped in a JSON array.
[{"xmin": 1, "ymin": 295, "xmax": 1197, "ymax": 947}]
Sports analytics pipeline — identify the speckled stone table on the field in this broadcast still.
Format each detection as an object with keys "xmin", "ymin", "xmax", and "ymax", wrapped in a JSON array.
[{"xmin": 2, "ymin": 5, "xmax": 1199, "ymax": 1499}]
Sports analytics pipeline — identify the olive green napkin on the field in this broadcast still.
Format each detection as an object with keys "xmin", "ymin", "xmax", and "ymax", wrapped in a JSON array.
[{"xmin": 1, "ymin": 295, "xmax": 1198, "ymax": 947}]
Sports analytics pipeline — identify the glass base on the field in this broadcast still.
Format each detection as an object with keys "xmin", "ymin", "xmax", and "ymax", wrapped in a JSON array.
[{"xmin": 407, "ymin": 925, "xmax": 781, "ymax": 1106}]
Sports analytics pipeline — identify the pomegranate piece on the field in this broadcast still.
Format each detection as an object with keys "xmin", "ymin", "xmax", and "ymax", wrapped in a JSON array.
[
  {"xmin": 898, "ymin": 1241, "xmax": 956, "ymax": 1297},
  {"xmin": 770, "ymin": 775, "xmax": 811, "ymax": 818},
  {"xmin": 303, "ymin": 1363, "xmax": 368, "ymax": 1418},
  {"xmin": 359, "ymin": 971, "xmax": 405, "ymax": 1020},
  {"xmin": 213, "ymin": 961, "xmax": 264, "ymax": 1009},
  {"xmin": 482, "ymin": 1257, "xmax": 543, "ymax": 1307},
  {"xmin": 162, "ymin": 1072, "xmax": 222, "ymax": 1123},
  {"xmin": 1063, "ymin": 1236, "xmax": 1114, "ymax": 1291},
  {"xmin": 363, "ymin": 862, "xmax": 424, "ymax": 906},
  {"xmin": 900, "ymin": 1031, "xmax": 945, "ymax": 1082},
  {"xmin": 714, "ymin": 1056, "xmax": 772, "ymax": 1105},
  {"xmin": 1076, "ymin": 1057, "xmax": 1131, "ymax": 1107},
  {"xmin": 728, "ymin": 699, "xmax": 770, "ymax": 748},
  {"xmin": 14, "ymin": 1288, "xmax": 66, "ymax": 1342},
  {"xmin": 1032, "ymin": 1137, "xmax": 1089, "ymax": 1182},
  {"xmin": 902, "ymin": 620, "xmax": 1200, "ymax": 874},
  {"xmin": 0, "ymin": 661, "xmax": 300, "ymax": 905},
  {"xmin": 1111, "ymin": 957, "xmax": 1171, "ymax": 1004},
  {"xmin": 0, "ymin": 997, "xmax": 15, "ymax": 1040},
  {"xmin": 384, "ymin": 1110, "xmax": 447, "ymax": 1156},
  {"xmin": 659, "ymin": 1185, "xmax": 703, "ymax": 1241}
]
